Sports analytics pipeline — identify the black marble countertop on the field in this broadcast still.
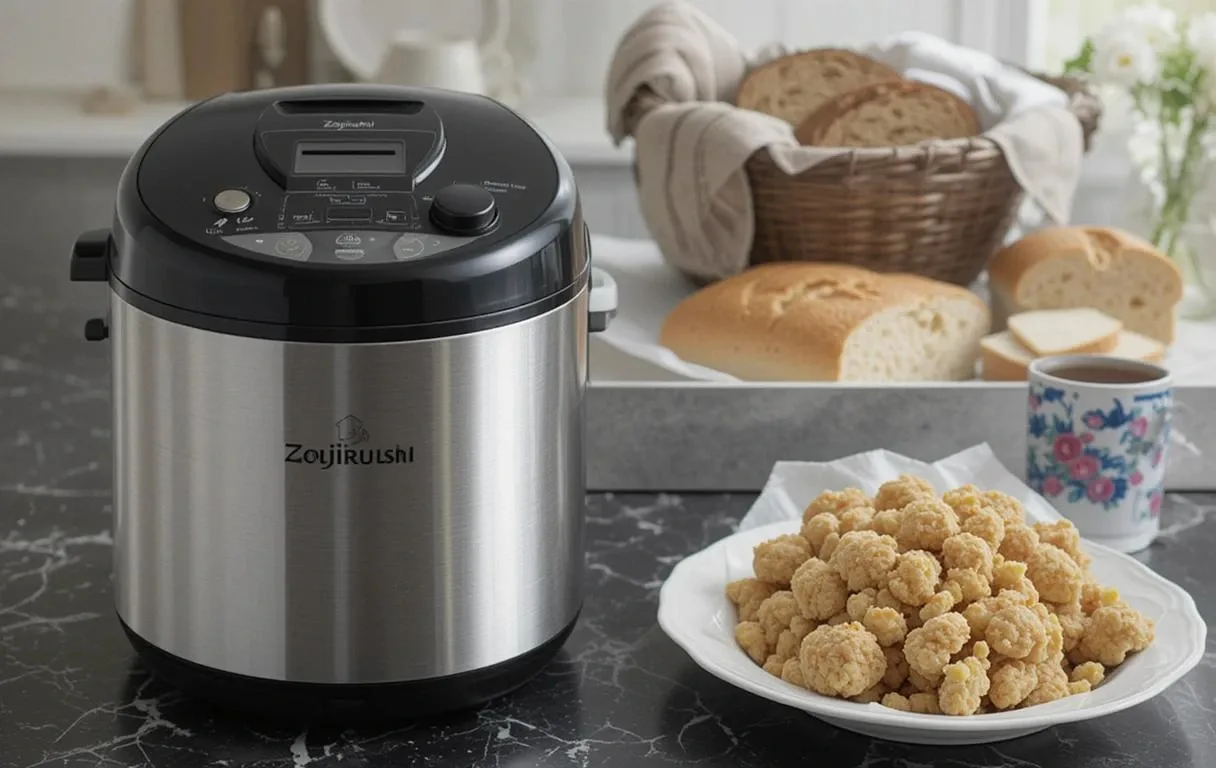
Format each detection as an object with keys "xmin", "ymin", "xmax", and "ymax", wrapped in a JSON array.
[{"xmin": 2, "ymin": 258, "xmax": 1214, "ymax": 768}]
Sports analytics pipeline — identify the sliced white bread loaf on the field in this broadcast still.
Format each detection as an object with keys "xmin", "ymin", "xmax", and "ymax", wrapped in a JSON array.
[
  {"xmin": 988, "ymin": 226, "xmax": 1183, "ymax": 344},
  {"xmin": 1007, "ymin": 308, "xmax": 1122, "ymax": 356},
  {"xmin": 659, "ymin": 262, "xmax": 990, "ymax": 382},
  {"xmin": 734, "ymin": 49, "xmax": 902, "ymax": 127},
  {"xmin": 981, "ymin": 329, "xmax": 1165, "ymax": 382}
]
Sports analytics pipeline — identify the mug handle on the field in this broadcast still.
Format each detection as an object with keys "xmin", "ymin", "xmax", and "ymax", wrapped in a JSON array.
[{"xmin": 1149, "ymin": 398, "xmax": 1172, "ymax": 445}]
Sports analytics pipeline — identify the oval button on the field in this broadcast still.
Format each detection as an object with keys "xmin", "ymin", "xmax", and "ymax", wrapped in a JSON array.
[
  {"xmin": 213, "ymin": 189, "xmax": 252, "ymax": 214},
  {"xmin": 393, "ymin": 236, "xmax": 426, "ymax": 261},
  {"xmin": 272, "ymin": 233, "xmax": 311, "ymax": 261}
]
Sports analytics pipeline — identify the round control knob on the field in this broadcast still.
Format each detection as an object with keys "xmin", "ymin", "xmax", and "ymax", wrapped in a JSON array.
[
  {"xmin": 429, "ymin": 184, "xmax": 497, "ymax": 235},
  {"xmin": 213, "ymin": 188, "xmax": 252, "ymax": 214}
]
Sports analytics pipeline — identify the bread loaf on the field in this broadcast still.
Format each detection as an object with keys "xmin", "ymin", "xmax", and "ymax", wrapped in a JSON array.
[
  {"xmin": 988, "ymin": 227, "xmax": 1183, "ymax": 344},
  {"xmin": 734, "ymin": 49, "xmax": 901, "ymax": 127},
  {"xmin": 659, "ymin": 263, "xmax": 990, "ymax": 382},
  {"xmin": 795, "ymin": 80, "xmax": 980, "ymax": 147},
  {"xmin": 981, "ymin": 329, "xmax": 1165, "ymax": 382}
]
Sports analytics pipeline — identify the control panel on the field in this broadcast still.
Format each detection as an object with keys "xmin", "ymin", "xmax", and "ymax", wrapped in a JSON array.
[
  {"xmin": 136, "ymin": 91, "xmax": 553, "ymax": 268},
  {"xmin": 222, "ymin": 229, "xmax": 484, "ymax": 264},
  {"xmin": 279, "ymin": 191, "xmax": 421, "ymax": 230},
  {"xmin": 206, "ymin": 180, "xmax": 502, "ymax": 263},
  {"xmin": 209, "ymin": 180, "xmax": 501, "ymax": 263},
  {"xmin": 114, "ymin": 85, "xmax": 579, "ymax": 335}
]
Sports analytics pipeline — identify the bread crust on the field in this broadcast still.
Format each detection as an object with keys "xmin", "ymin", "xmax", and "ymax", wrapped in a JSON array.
[
  {"xmin": 795, "ymin": 80, "xmax": 981, "ymax": 147},
  {"xmin": 988, "ymin": 226, "xmax": 1183, "ymax": 304},
  {"xmin": 988, "ymin": 226, "xmax": 1183, "ymax": 344},
  {"xmin": 980, "ymin": 333, "xmax": 1034, "ymax": 382},
  {"xmin": 988, "ymin": 228, "xmax": 1091, "ymax": 295},
  {"xmin": 659, "ymin": 262, "xmax": 988, "ymax": 381},
  {"xmin": 735, "ymin": 48, "xmax": 901, "ymax": 126}
]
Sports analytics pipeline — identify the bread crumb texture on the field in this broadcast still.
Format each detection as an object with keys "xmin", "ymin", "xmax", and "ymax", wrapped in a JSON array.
[
  {"xmin": 735, "ymin": 49, "xmax": 902, "ymax": 127},
  {"xmin": 726, "ymin": 480, "xmax": 1154, "ymax": 715},
  {"xmin": 795, "ymin": 80, "xmax": 981, "ymax": 148}
]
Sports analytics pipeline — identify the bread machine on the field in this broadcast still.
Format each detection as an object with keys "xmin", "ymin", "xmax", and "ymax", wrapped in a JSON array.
[{"xmin": 68, "ymin": 84, "xmax": 617, "ymax": 719}]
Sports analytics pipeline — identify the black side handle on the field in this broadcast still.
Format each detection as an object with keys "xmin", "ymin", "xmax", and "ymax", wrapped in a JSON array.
[
  {"xmin": 72, "ymin": 229, "xmax": 112, "ymax": 342},
  {"xmin": 70, "ymin": 229, "xmax": 111, "ymax": 282}
]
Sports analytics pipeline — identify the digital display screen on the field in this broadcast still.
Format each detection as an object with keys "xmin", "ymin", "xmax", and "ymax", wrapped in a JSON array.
[{"xmin": 293, "ymin": 141, "xmax": 406, "ymax": 176}]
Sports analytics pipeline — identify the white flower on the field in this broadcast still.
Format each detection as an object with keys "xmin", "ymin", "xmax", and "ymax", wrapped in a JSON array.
[
  {"xmin": 1187, "ymin": 12, "xmax": 1216, "ymax": 62},
  {"xmin": 1092, "ymin": 30, "xmax": 1159, "ymax": 87},
  {"xmin": 1119, "ymin": 4, "xmax": 1181, "ymax": 52},
  {"xmin": 1189, "ymin": 13, "xmax": 1216, "ymax": 113}
]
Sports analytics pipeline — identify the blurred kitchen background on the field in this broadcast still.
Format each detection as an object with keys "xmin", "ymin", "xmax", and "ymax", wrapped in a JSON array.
[{"xmin": 0, "ymin": 0, "xmax": 1208, "ymax": 272}]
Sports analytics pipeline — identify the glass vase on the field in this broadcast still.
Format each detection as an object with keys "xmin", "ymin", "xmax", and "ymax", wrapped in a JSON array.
[{"xmin": 1175, "ymin": 223, "xmax": 1216, "ymax": 319}]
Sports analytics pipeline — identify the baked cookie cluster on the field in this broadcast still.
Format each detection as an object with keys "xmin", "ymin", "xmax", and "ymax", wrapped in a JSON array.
[{"xmin": 727, "ymin": 476, "xmax": 1155, "ymax": 715}]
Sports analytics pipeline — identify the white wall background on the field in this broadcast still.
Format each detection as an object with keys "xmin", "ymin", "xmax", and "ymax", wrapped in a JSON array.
[
  {"xmin": 0, "ymin": 0, "xmax": 1035, "ymax": 97},
  {"xmin": 0, "ymin": 0, "xmax": 133, "ymax": 90}
]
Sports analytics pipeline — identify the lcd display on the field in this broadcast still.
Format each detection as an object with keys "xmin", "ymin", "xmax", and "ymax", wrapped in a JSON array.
[{"xmin": 293, "ymin": 141, "xmax": 406, "ymax": 175}]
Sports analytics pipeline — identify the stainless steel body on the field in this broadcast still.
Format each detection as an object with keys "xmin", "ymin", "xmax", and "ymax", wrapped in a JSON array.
[{"xmin": 112, "ymin": 290, "xmax": 589, "ymax": 685}]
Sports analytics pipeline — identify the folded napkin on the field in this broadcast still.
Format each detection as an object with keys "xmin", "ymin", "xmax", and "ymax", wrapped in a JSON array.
[
  {"xmin": 605, "ymin": 1, "xmax": 1086, "ymax": 283},
  {"xmin": 866, "ymin": 31, "xmax": 1070, "ymax": 130},
  {"xmin": 605, "ymin": 0, "xmax": 749, "ymax": 144}
]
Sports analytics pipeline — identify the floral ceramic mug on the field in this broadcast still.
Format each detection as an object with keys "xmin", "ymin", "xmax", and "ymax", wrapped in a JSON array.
[{"xmin": 1026, "ymin": 355, "xmax": 1173, "ymax": 553}]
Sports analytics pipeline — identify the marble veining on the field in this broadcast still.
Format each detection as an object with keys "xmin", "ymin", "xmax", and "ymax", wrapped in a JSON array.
[
  {"xmin": 3, "ymin": 483, "xmax": 1214, "ymax": 767},
  {"xmin": 2, "ymin": 247, "xmax": 1215, "ymax": 766}
]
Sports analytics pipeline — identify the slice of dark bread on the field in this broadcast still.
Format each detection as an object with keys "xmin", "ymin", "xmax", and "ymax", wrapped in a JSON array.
[
  {"xmin": 735, "ymin": 49, "xmax": 902, "ymax": 127},
  {"xmin": 794, "ymin": 80, "xmax": 981, "ymax": 147}
]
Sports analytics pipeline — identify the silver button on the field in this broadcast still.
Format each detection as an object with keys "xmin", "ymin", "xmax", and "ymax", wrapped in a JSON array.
[
  {"xmin": 213, "ymin": 189, "xmax": 252, "ymax": 214},
  {"xmin": 273, "ymin": 234, "xmax": 311, "ymax": 261},
  {"xmin": 393, "ymin": 236, "xmax": 426, "ymax": 261}
]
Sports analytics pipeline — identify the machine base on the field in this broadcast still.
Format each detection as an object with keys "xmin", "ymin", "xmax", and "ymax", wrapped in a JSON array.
[{"xmin": 121, "ymin": 613, "xmax": 578, "ymax": 724}]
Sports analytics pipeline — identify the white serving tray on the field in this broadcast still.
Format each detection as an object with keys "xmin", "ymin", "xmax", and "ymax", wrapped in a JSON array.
[{"xmin": 584, "ymin": 237, "xmax": 1216, "ymax": 493}]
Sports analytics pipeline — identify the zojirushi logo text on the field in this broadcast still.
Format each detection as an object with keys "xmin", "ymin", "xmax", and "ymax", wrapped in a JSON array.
[
  {"xmin": 285, "ymin": 443, "xmax": 414, "ymax": 470},
  {"xmin": 285, "ymin": 415, "xmax": 414, "ymax": 470}
]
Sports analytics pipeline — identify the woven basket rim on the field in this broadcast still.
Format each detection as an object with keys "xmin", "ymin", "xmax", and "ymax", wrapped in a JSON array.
[
  {"xmin": 761, "ymin": 134, "xmax": 1000, "ymax": 162},
  {"xmin": 620, "ymin": 66, "xmax": 1102, "ymax": 159}
]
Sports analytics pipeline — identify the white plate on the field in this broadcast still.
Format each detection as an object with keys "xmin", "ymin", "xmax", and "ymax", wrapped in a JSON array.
[{"xmin": 658, "ymin": 520, "xmax": 1208, "ymax": 745}]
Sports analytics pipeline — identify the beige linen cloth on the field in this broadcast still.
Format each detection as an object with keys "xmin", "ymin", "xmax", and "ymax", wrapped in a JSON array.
[{"xmin": 605, "ymin": 1, "xmax": 1086, "ymax": 283}]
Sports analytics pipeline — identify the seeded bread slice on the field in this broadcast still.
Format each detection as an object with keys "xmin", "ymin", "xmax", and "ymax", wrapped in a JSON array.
[
  {"xmin": 735, "ymin": 49, "xmax": 902, "ymax": 127},
  {"xmin": 795, "ymin": 80, "xmax": 981, "ymax": 147}
]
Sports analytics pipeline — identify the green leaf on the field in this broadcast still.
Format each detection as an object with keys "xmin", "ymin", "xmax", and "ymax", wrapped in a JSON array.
[
  {"xmin": 1064, "ymin": 38, "xmax": 1096, "ymax": 75},
  {"xmin": 1161, "ymin": 87, "xmax": 1190, "ymax": 120},
  {"xmin": 1160, "ymin": 46, "xmax": 1196, "ymax": 84}
]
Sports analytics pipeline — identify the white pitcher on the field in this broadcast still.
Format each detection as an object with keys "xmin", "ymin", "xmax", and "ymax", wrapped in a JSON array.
[{"xmin": 373, "ymin": 0, "xmax": 518, "ymax": 103}]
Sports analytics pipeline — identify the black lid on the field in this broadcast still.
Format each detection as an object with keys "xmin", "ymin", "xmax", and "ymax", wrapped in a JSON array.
[{"xmin": 95, "ymin": 84, "xmax": 587, "ymax": 342}]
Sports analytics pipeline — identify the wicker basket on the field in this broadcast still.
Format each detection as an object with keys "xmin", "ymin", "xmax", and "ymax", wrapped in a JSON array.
[{"xmin": 621, "ymin": 74, "xmax": 1102, "ymax": 287}]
